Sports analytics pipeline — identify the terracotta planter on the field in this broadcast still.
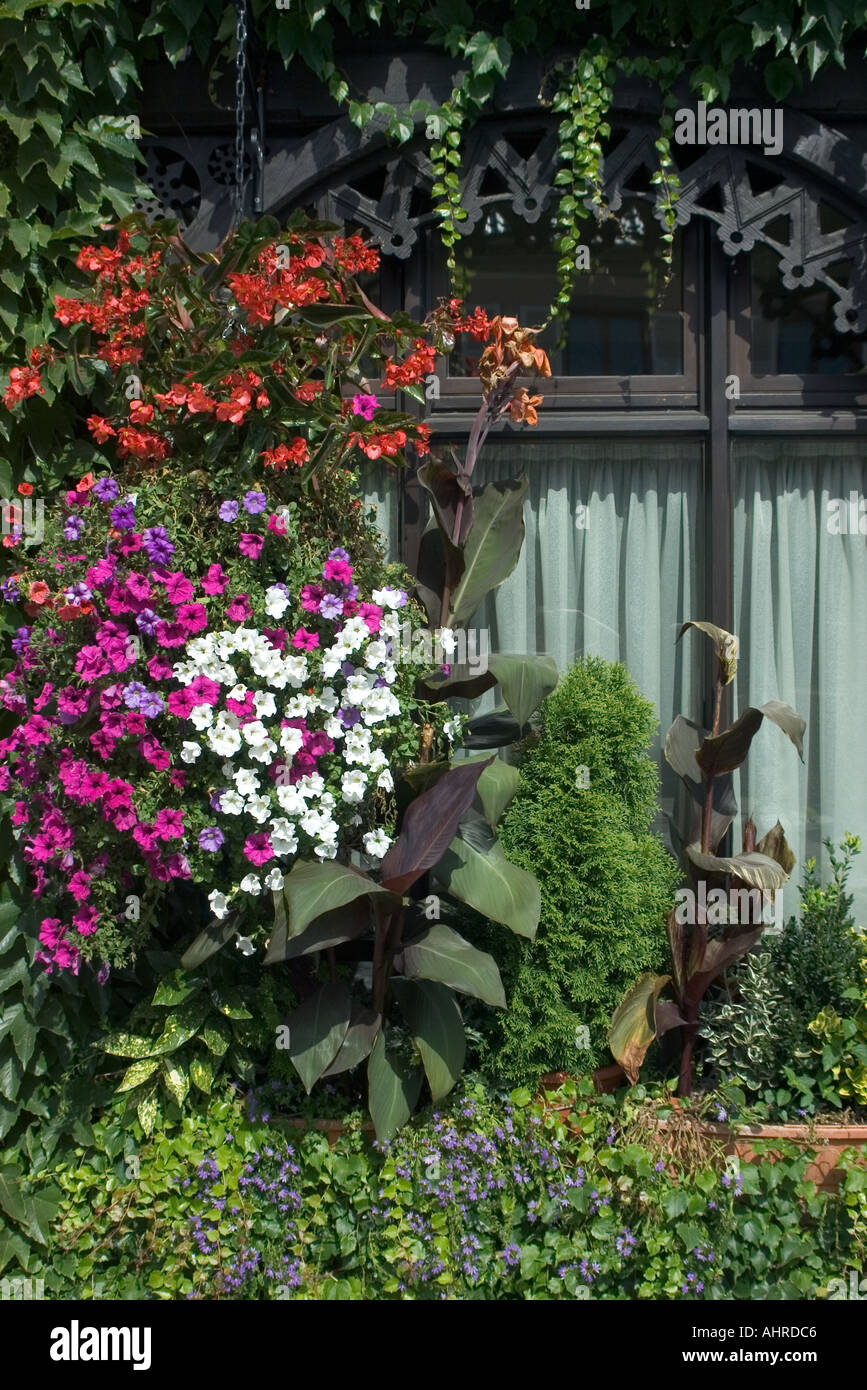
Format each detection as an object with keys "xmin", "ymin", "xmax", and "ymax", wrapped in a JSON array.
[
  {"xmin": 538, "ymin": 1064, "xmax": 628, "ymax": 1120},
  {"xmin": 656, "ymin": 1120, "xmax": 867, "ymax": 1192},
  {"xmin": 284, "ymin": 1117, "xmax": 375, "ymax": 1149}
]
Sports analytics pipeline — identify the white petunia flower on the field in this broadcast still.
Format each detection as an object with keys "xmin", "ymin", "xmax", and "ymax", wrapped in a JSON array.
[
  {"xmin": 264, "ymin": 585, "xmax": 292, "ymax": 619},
  {"xmin": 276, "ymin": 784, "xmax": 307, "ymax": 816},
  {"xmin": 263, "ymin": 867, "xmax": 285, "ymax": 891},
  {"xmin": 377, "ymin": 768, "xmax": 394, "ymax": 792},
  {"xmin": 244, "ymin": 794, "xmax": 271, "ymax": 824},
  {"xmin": 443, "ymin": 716, "xmax": 462, "ymax": 742},
  {"xmin": 239, "ymin": 874, "xmax": 262, "ymax": 896},
  {"xmin": 208, "ymin": 889, "xmax": 230, "ymax": 919},
  {"xmin": 363, "ymin": 828, "xmax": 392, "ymax": 858},
  {"xmin": 233, "ymin": 768, "xmax": 260, "ymax": 796},
  {"xmin": 363, "ymin": 641, "xmax": 388, "ymax": 670},
  {"xmin": 208, "ymin": 725, "xmax": 242, "ymax": 757},
  {"xmin": 371, "ymin": 586, "xmax": 407, "ymax": 610},
  {"xmin": 340, "ymin": 769, "xmax": 368, "ymax": 804},
  {"xmin": 219, "ymin": 790, "xmax": 245, "ymax": 815},
  {"xmin": 180, "ymin": 741, "xmax": 202, "ymax": 763},
  {"xmin": 189, "ymin": 703, "xmax": 214, "ymax": 731}
]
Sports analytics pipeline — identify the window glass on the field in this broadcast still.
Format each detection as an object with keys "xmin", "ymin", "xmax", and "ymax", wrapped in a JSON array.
[
  {"xmin": 448, "ymin": 199, "xmax": 684, "ymax": 377},
  {"xmin": 750, "ymin": 244, "xmax": 867, "ymax": 375}
]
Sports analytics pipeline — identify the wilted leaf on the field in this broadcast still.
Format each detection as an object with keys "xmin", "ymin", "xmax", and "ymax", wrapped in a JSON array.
[{"xmin": 608, "ymin": 973, "xmax": 672, "ymax": 1083}]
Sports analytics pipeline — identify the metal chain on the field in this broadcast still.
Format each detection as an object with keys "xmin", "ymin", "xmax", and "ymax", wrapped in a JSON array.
[{"xmin": 233, "ymin": 0, "xmax": 248, "ymax": 229}]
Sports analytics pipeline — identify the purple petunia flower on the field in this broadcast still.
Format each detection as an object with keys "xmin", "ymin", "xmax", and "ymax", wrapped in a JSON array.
[
  {"xmin": 143, "ymin": 526, "xmax": 174, "ymax": 565},
  {"xmin": 319, "ymin": 593, "xmax": 343, "ymax": 619},
  {"xmin": 11, "ymin": 627, "xmax": 31, "ymax": 655},
  {"xmin": 64, "ymin": 582, "xmax": 92, "ymax": 605},
  {"xmin": 136, "ymin": 608, "xmax": 158, "ymax": 636},
  {"xmin": 96, "ymin": 962, "xmax": 111, "ymax": 986},
  {"xmin": 110, "ymin": 500, "xmax": 136, "ymax": 531},
  {"xmin": 219, "ymin": 500, "xmax": 239, "ymax": 522},
  {"xmin": 243, "ymin": 490, "xmax": 267, "ymax": 514},
  {"xmin": 328, "ymin": 547, "xmax": 350, "ymax": 563},
  {"xmin": 64, "ymin": 516, "xmax": 85, "ymax": 541},
  {"xmin": 339, "ymin": 706, "xmax": 361, "ymax": 729},
  {"xmin": 122, "ymin": 681, "xmax": 147, "ymax": 709},
  {"xmin": 210, "ymin": 789, "xmax": 226, "ymax": 813},
  {"xmin": 138, "ymin": 690, "xmax": 164, "ymax": 719},
  {"xmin": 199, "ymin": 827, "xmax": 225, "ymax": 852},
  {"xmin": 1, "ymin": 577, "xmax": 20, "ymax": 602},
  {"xmin": 92, "ymin": 477, "xmax": 120, "ymax": 503}
]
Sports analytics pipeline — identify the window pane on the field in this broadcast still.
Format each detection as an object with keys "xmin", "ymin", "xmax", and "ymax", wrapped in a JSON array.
[
  {"xmin": 750, "ymin": 244, "xmax": 867, "ymax": 375},
  {"xmin": 733, "ymin": 439, "xmax": 867, "ymax": 918},
  {"xmin": 449, "ymin": 200, "xmax": 684, "ymax": 377}
]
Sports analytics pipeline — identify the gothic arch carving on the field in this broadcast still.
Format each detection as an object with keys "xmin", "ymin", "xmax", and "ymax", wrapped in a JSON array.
[{"xmin": 140, "ymin": 108, "xmax": 867, "ymax": 330}]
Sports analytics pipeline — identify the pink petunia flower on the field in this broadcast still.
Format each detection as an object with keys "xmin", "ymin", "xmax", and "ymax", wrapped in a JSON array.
[
  {"xmin": 176, "ymin": 602, "xmax": 208, "ymax": 634},
  {"xmin": 239, "ymin": 532, "xmax": 264, "ymax": 560},
  {"xmin": 359, "ymin": 602, "xmax": 383, "ymax": 633},
  {"xmin": 226, "ymin": 594, "xmax": 252, "ymax": 622},
  {"xmin": 125, "ymin": 571, "xmax": 151, "ymax": 601},
  {"xmin": 139, "ymin": 736, "xmax": 171, "ymax": 770},
  {"xmin": 167, "ymin": 688, "xmax": 196, "ymax": 719},
  {"xmin": 243, "ymin": 832, "xmax": 274, "ymax": 867},
  {"xmin": 73, "ymin": 905, "xmax": 99, "ymax": 936},
  {"xmin": 160, "ymin": 571, "xmax": 195, "ymax": 605},
  {"xmin": 38, "ymin": 917, "xmax": 66, "ymax": 948},
  {"xmin": 200, "ymin": 563, "xmax": 229, "ymax": 595},
  {"xmin": 300, "ymin": 583, "xmax": 324, "ymax": 613},
  {"xmin": 292, "ymin": 627, "xmax": 319, "ymax": 651},
  {"xmin": 148, "ymin": 655, "xmax": 175, "ymax": 682},
  {"xmin": 154, "ymin": 808, "xmax": 184, "ymax": 840},
  {"xmin": 155, "ymin": 619, "xmax": 188, "ymax": 647},
  {"xmin": 188, "ymin": 674, "xmax": 221, "ymax": 706},
  {"xmin": 67, "ymin": 871, "xmax": 92, "ymax": 902}
]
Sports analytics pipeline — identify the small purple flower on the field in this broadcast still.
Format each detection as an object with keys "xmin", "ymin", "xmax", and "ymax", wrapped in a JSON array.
[
  {"xmin": 92, "ymin": 477, "xmax": 120, "ymax": 503},
  {"xmin": 64, "ymin": 516, "xmax": 85, "ymax": 541},
  {"xmin": 500, "ymin": 1244, "xmax": 521, "ymax": 1269},
  {"xmin": 0, "ymin": 576, "xmax": 20, "ymax": 602},
  {"xmin": 351, "ymin": 393, "xmax": 378, "ymax": 422},
  {"xmin": 199, "ymin": 826, "xmax": 225, "ymax": 852},
  {"xmin": 339, "ymin": 706, "xmax": 361, "ymax": 729},
  {"xmin": 319, "ymin": 593, "xmax": 343, "ymax": 619},
  {"xmin": 122, "ymin": 681, "xmax": 147, "ymax": 709},
  {"xmin": 143, "ymin": 526, "xmax": 174, "ymax": 564},
  {"xmin": 243, "ymin": 490, "xmax": 267, "ymax": 514},
  {"xmin": 715, "ymin": 1106, "xmax": 727, "ymax": 1123},
  {"xmin": 138, "ymin": 690, "xmax": 164, "ymax": 719},
  {"xmin": 96, "ymin": 961, "xmax": 111, "ymax": 985},
  {"xmin": 210, "ymin": 789, "xmax": 226, "ymax": 813},
  {"xmin": 328, "ymin": 547, "xmax": 350, "ymax": 562},
  {"xmin": 110, "ymin": 500, "xmax": 136, "ymax": 531},
  {"xmin": 136, "ymin": 608, "xmax": 158, "ymax": 636},
  {"xmin": 219, "ymin": 500, "xmax": 239, "ymax": 522},
  {"xmin": 11, "ymin": 626, "xmax": 31, "ymax": 655},
  {"xmin": 64, "ymin": 581, "xmax": 92, "ymax": 605}
]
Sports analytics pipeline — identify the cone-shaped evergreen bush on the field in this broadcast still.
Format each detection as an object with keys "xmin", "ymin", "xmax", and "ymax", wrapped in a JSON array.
[{"xmin": 467, "ymin": 656, "xmax": 678, "ymax": 1083}]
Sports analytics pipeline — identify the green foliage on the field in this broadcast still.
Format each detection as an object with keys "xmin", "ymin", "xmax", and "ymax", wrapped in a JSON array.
[
  {"xmin": 15, "ymin": 1077, "xmax": 867, "ymax": 1298},
  {"xmin": 702, "ymin": 836, "xmax": 866, "ymax": 1115},
  {"xmin": 465, "ymin": 657, "xmax": 678, "ymax": 1082}
]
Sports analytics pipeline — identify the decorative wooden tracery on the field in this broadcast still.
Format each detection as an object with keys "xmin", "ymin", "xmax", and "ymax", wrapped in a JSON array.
[{"xmin": 137, "ymin": 109, "xmax": 867, "ymax": 331}]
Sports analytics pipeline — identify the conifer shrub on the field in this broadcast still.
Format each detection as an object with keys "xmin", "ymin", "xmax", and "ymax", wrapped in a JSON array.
[{"xmin": 464, "ymin": 657, "xmax": 678, "ymax": 1083}]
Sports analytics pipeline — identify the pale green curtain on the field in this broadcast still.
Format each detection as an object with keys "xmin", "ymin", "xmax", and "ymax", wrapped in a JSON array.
[
  {"xmin": 358, "ymin": 459, "xmax": 399, "ymax": 561},
  {"xmin": 733, "ymin": 439, "xmax": 867, "ymax": 921},
  {"xmin": 451, "ymin": 438, "xmax": 705, "ymax": 789}
]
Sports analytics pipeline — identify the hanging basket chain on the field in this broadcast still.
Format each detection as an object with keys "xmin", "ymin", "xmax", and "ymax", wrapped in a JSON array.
[{"xmin": 233, "ymin": 0, "xmax": 248, "ymax": 229}]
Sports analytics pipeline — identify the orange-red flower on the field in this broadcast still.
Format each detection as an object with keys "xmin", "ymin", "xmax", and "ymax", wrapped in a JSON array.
[
  {"xmin": 28, "ymin": 581, "xmax": 51, "ymax": 605},
  {"xmin": 87, "ymin": 415, "xmax": 116, "ymax": 443},
  {"xmin": 17, "ymin": 482, "xmax": 34, "ymax": 496}
]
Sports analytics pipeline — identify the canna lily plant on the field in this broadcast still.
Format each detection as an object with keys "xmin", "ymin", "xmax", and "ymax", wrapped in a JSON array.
[{"xmin": 608, "ymin": 621, "xmax": 806, "ymax": 1096}]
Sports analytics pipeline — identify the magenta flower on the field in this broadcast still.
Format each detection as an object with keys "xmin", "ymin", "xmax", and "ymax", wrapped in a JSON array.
[
  {"xmin": 155, "ymin": 619, "xmax": 188, "ymax": 647},
  {"xmin": 226, "ymin": 594, "xmax": 252, "ymax": 622},
  {"xmin": 73, "ymin": 905, "xmax": 99, "ymax": 936},
  {"xmin": 168, "ymin": 687, "xmax": 196, "ymax": 718},
  {"xmin": 188, "ymin": 674, "xmax": 221, "ymax": 706},
  {"xmin": 239, "ymin": 532, "xmax": 264, "ymax": 560},
  {"xmin": 154, "ymin": 808, "xmax": 184, "ymax": 840},
  {"xmin": 139, "ymin": 736, "xmax": 171, "ymax": 770},
  {"xmin": 243, "ymin": 832, "xmax": 274, "ymax": 866},
  {"xmin": 291, "ymin": 627, "xmax": 319, "ymax": 651},
  {"xmin": 351, "ymin": 392, "xmax": 378, "ymax": 421},
  {"xmin": 201, "ymin": 563, "xmax": 229, "ymax": 595},
  {"xmin": 38, "ymin": 917, "xmax": 66, "ymax": 948},
  {"xmin": 359, "ymin": 602, "xmax": 383, "ymax": 633},
  {"xmin": 323, "ymin": 557, "xmax": 353, "ymax": 585},
  {"xmin": 126, "ymin": 571, "xmax": 151, "ymax": 601},
  {"xmin": 300, "ymin": 583, "xmax": 324, "ymax": 613},
  {"xmin": 162, "ymin": 571, "xmax": 195, "ymax": 605},
  {"xmin": 176, "ymin": 602, "xmax": 208, "ymax": 634}
]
